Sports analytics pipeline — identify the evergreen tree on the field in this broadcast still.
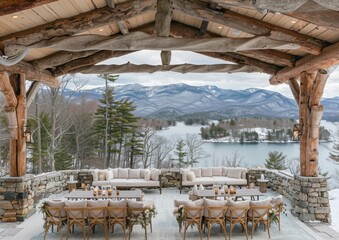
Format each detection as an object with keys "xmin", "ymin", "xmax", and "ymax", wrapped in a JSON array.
[
  {"xmin": 328, "ymin": 129, "xmax": 339, "ymax": 163},
  {"xmin": 173, "ymin": 139, "xmax": 187, "ymax": 168},
  {"xmin": 265, "ymin": 151, "xmax": 287, "ymax": 170},
  {"xmin": 125, "ymin": 129, "xmax": 144, "ymax": 168}
]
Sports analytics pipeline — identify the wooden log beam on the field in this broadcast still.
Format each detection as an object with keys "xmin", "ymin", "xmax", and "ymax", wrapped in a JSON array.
[
  {"xmin": 32, "ymin": 50, "xmax": 99, "ymax": 71},
  {"xmin": 200, "ymin": 52, "xmax": 279, "ymax": 75},
  {"xmin": 0, "ymin": 0, "xmax": 157, "ymax": 56},
  {"xmin": 310, "ymin": 69, "xmax": 328, "ymax": 106},
  {"xmin": 0, "ymin": 72, "xmax": 18, "ymax": 110},
  {"xmin": 0, "ymin": 61, "xmax": 60, "ymax": 87},
  {"xmin": 270, "ymin": 41, "xmax": 339, "ymax": 85},
  {"xmin": 52, "ymin": 51, "xmax": 133, "ymax": 77},
  {"xmin": 68, "ymin": 63, "xmax": 265, "ymax": 74},
  {"xmin": 239, "ymin": 50, "xmax": 297, "ymax": 67},
  {"xmin": 10, "ymin": 32, "xmax": 300, "ymax": 53},
  {"xmin": 0, "ymin": 0, "xmax": 59, "ymax": 17},
  {"xmin": 26, "ymin": 81, "xmax": 41, "ymax": 109},
  {"xmin": 172, "ymin": 0, "xmax": 326, "ymax": 55},
  {"xmin": 155, "ymin": 0, "xmax": 172, "ymax": 65},
  {"xmin": 288, "ymin": 78, "xmax": 300, "ymax": 104}
]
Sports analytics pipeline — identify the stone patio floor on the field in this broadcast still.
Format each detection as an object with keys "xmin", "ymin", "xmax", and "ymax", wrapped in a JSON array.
[{"xmin": 0, "ymin": 187, "xmax": 338, "ymax": 240}]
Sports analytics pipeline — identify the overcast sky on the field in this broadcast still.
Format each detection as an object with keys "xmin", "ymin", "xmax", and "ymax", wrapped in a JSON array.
[{"xmin": 76, "ymin": 50, "xmax": 339, "ymax": 99}]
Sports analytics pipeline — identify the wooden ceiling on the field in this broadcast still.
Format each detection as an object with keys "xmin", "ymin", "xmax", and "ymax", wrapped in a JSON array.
[{"xmin": 0, "ymin": 0, "xmax": 339, "ymax": 87}]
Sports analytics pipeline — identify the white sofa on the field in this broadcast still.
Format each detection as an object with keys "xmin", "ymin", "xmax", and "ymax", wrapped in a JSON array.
[
  {"xmin": 91, "ymin": 168, "xmax": 162, "ymax": 194},
  {"xmin": 179, "ymin": 167, "xmax": 248, "ymax": 193}
]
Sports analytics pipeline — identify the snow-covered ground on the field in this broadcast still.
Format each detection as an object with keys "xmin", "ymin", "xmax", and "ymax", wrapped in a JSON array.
[{"xmin": 330, "ymin": 188, "xmax": 339, "ymax": 232}]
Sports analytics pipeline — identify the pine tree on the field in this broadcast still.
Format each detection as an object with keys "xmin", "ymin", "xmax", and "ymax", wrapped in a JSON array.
[
  {"xmin": 125, "ymin": 129, "xmax": 144, "ymax": 168},
  {"xmin": 265, "ymin": 151, "xmax": 287, "ymax": 170},
  {"xmin": 173, "ymin": 139, "xmax": 187, "ymax": 168}
]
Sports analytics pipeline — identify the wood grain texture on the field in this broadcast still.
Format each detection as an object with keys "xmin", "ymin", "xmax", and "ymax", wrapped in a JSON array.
[
  {"xmin": 68, "ymin": 63, "xmax": 265, "ymax": 74},
  {"xmin": 0, "ymin": 0, "xmax": 58, "ymax": 17}
]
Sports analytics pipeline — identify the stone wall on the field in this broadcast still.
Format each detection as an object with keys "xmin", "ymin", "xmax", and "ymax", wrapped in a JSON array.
[{"xmin": 248, "ymin": 168, "xmax": 330, "ymax": 223}]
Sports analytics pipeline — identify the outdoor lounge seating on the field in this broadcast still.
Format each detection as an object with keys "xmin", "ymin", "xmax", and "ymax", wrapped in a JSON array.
[
  {"xmin": 179, "ymin": 167, "xmax": 249, "ymax": 193},
  {"xmin": 91, "ymin": 168, "xmax": 162, "ymax": 193}
]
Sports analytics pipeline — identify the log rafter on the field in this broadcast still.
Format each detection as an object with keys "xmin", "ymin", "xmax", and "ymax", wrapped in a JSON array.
[
  {"xmin": 9, "ymin": 32, "xmax": 301, "ymax": 53},
  {"xmin": 0, "ymin": 61, "xmax": 60, "ymax": 87},
  {"xmin": 172, "ymin": 0, "xmax": 327, "ymax": 55},
  {"xmin": 52, "ymin": 51, "xmax": 134, "ymax": 77},
  {"xmin": 68, "ymin": 63, "xmax": 265, "ymax": 74},
  {"xmin": 0, "ymin": 0, "xmax": 157, "ymax": 57},
  {"xmin": 270, "ymin": 41, "xmax": 339, "ymax": 84}
]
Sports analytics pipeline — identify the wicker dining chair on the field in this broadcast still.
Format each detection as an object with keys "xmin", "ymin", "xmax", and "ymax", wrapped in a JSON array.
[
  {"xmin": 204, "ymin": 206, "xmax": 228, "ymax": 240},
  {"xmin": 43, "ymin": 206, "xmax": 66, "ymax": 240},
  {"xmin": 87, "ymin": 206, "xmax": 108, "ymax": 240},
  {"xmin": 64, "ymin": 207, "xmax": 86, "ymax": 240},
  {"xmin": 226, "ymin": 205, "xmax": 250, "ymax": 240},
  {"xmin": 248, "ymin": 205, "xmax": 271, "ymax": 239},
  {"xmin": 183, "ymin": 206, "xmax": 204, "ymax": 240},
  {"xmin": 107, "ymin": 206, "xmax": 127, "ymax": 240}
]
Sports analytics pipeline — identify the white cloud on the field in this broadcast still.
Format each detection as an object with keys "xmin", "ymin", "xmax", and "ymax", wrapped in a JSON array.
[{"xmin": 75, "ymin": 50, "xmax": 339, "ymax": 98}]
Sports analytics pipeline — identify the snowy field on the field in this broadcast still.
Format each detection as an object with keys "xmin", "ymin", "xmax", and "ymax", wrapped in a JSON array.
[{"xmin": 330, "ymin": 188, "xmax": 339, "ymax": 232}]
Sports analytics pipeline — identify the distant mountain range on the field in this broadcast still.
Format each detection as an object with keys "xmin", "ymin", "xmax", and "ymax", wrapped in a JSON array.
[{"xmin": 78, "ymin": 84, "xmax": 339, "ymax": 120}]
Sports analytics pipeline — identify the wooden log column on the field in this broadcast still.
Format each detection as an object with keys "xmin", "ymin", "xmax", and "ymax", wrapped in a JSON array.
[
  {"xmin": 298, "ymin": 70, "xmax": 329, "ymax": 176},
  {"xmin": 0, "ymin": 72, "xmax": 27, "ymax": 177}
]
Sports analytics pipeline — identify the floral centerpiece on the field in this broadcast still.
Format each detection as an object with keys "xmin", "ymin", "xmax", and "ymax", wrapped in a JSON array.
[
  {"xmin": 128, "ymin": 206, "xmax": 157, "ymax": 228},
  {"xmin": 268, "ymin": 203, "xmax": 287, "ymax": 224},
  {"xmin": 173, "ymin": 204, "xmax": 184, "ymax": 232}
]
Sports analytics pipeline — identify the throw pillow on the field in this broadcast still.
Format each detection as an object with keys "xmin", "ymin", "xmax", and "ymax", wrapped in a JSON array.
[
  {"xmin": 144, "ymin": 169, "xmax": 151, "ymax": 181},
  {"xmin": 180, "ymin": 168, "xmax": 191, "ymax": 182},
  {"xmin": 191, "ymin": 168, "xmax": 201, "ymax": 178},
  {"xmin": 98, "ymin": 170, "xmax": 106, "ymax": 181},
  {"xmin": 186, "ymin": 171, "xmax": 196, "ymax": 181},
  {"xmin": 129, "ymin": 169, "xmax": 141, "ymax": 179},
  {"xmin": 118, "ymin": 168, "xmax": 129, "ymax": 178},
  {"xmin": 106, "ymin": 170, "xmax": 114, "ymax": 181},
  {"xmin": 140, "ymin": 169, "xmax": 146, "ymax": 178}
]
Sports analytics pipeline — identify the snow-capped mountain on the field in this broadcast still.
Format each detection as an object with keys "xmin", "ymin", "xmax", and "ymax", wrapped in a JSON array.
[{"xmin": 78, "ymin": 84, "xmax": 339, "ymax": 120}]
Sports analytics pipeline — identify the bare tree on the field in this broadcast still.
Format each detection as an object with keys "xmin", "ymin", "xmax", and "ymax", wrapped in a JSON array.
[
  {"xmin": 38, "ymin": 75, "xmax": 86, "ymax": 171},
  {"xmin": 287, "ymin": 157, "xmax": 300, "ymax": 175},
  {"xmin": 152, "ymin": 135, "xmax": 174, "ymax": 168},
  {"xmin": 185, "ymin": 133, "xmax": 205, "ymax": 167},
  {"xmin": 141, "ymin": 127, "xmax": 158, "ymax": 168},
  {"xmin": 0, "ymin": 94, "xmax": 10, "ymax": 176},
  {"xmin": 223, "ymin": 151, "xmax": 245, "ymax": 167}
]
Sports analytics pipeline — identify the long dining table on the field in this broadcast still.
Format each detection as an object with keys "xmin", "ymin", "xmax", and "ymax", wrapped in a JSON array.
[
  {"xmin": 194, "ymin": 188, "xmax": 265, "ymax": 201},
  {"xmin": 65, "ymin": 189, "xmax": 143, "ymax": 201}
]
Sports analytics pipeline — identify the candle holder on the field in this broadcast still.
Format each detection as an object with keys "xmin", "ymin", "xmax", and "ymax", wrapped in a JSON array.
[
  {"xmin": 116, "ymin": 190, "xmax": 120, "ymax": 196},
  {"xmin": 93, "ymin": 190, "xmax": 97, "ymax": 196},
  {"xmin": 108, "ymin": 189, "xmax": 112, "ymax": 196}
]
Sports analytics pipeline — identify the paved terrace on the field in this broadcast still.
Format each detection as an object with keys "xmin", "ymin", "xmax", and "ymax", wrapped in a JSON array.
[{"xmin": 0, "ymin": 188, "xmax": 338, "ymax": 240}]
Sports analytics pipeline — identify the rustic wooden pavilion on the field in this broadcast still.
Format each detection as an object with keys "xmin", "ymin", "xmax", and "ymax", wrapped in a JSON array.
[{"xmin": 0, "ymin": 0, "xmax": 339, "ymax": 179}]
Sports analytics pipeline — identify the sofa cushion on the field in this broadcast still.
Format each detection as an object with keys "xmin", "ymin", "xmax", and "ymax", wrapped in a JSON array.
[
  {"xmin": 212, "ymin": 167, "xmax": 222, "ymax": 176},
  {"xmin": 241, "ymin": 169, "xmax": 247, "ymax": 179},
  {"xmin": 126, "ymin": 179, "xmax": 159, "ymax": 187},
  {"xmin": 92, "ymin": 170, "xmax": 98, "ymax": 182},
  {"xmin": 144, "ymin": 169, "xmax": 151, "ymax": 181},
  {"xmin": 92, "ymin": 180, "xmax": 110, "ymax": 186},
  {"xmin": 106, "ymin": 170, "xmax": 114, "ymax": 181},
  {"xmin": 87, "ymin": 199, "xmax": 109, "ymax": 207},
  {"xmin": 151, "ymin": 169, "xmax": 161, "ymax": 181},
  {"xmin": 45, "ymin": 199, "xmax": 66, "ymax": 217},
  {"xmin": 222, "ymin": 167, "xmax": 231, "ymax": 176},
  {"xmin": 227, "ymin": 168, "xmax": 243, "ymax": 179},
  {"xmin": 191, "ymin": 168, "xmax": 201, "ymax": 178},
  {"xmin": 187, "ymin": 171, "xmax": 196, "ymax": 181},
  {"xmin": 98, "ymin": 170, "xmax": 107, "ymax": 181},
  {"xmin": 204, "ymin": 199, "xmax": 227, "ymax": 218},
  {"xmin": 118, "ymin": 168, "xmax": 129, "ymax": 178},
  {"xmin": 212, "ymin": 177, "xmax": 247, "ymax": 186},
  {"xmin": 201, "ymin": 168, "xmax": 212, "ymax": 177},
  {"xmin": 112, "ymin": 168, "xmax": 119, "ymax": 178},
  {"xmin": 129, "ymin": 169, "xmax": 140, "ymax": 179},
  {"xmin": 182, "ymin": 177, "xmax": 214, "ymax": 186}
]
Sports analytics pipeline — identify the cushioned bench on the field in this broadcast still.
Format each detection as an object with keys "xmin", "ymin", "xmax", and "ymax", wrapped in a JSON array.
[
  {"xmin": 91, "ymin": 168, "xmax": 162, "ymax": 194},
  {"xmin": 179, "ymin": 167, "xmax": 248, "ymax": 193}
]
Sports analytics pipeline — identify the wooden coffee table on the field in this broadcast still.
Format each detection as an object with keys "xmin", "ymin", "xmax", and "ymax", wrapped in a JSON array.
[
  {"xmin": 65, "ymin": 190, "xmax": 143, "ymax": 201},
  {"xmin": 195, "ymin": 188, "xmax": 264, "ymax": 201}
]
